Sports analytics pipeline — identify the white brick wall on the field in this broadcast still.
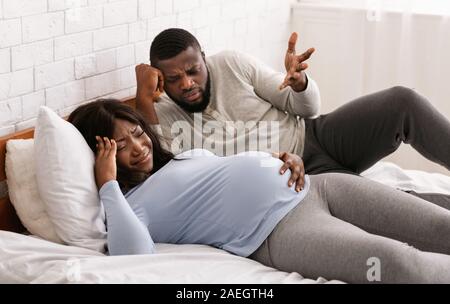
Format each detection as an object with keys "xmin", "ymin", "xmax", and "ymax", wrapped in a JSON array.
[
  {"xmin": 21, "ymin": 90, "xmax": 45, "ymax": 120},
  {"xmin": 119, "ymin": 66, "xmax": 136, "ymax": 89},
  {"xmin": 0, "ymin": 0, "xmax": 294, "ymax": 133},
  {"xmin": 0, "ymin": 19, "xmax": 22, "ymax": 48},
  {"xmin": 55, "ymin": 32, "xmax": 93, "ymax": 60},
  {"xmin": 35, "ymin": 59, "xmax": 75, "ymax": 90},
  {"xmin": 15, "ymin": 118, "xmax": 37, "ymax": 132},
  {"xmin": 138, "ymin": 0, "xmax": 154, "ymax": 19},
  {"xmin": 94, "ymin": 49, "xmax": 117, "ymax": 73},
  {"xmin": 116, "ymin": 45, "xmax": 135, "ymax": 68},
  {"xmin": 85, "ymin": 70, "xmax": 121, "ymax": 99},
  {"xmin": 12, "ymin": 40, "xmax": 54, "ymax": 71},
  {"xmin": 65, "ymin": 6, "xmax": 103, "ymax": 34},
  {"xmin": 0, "ymin": 69, "xmax": 34, "ymax": 99},
  {"xmin": 129, "ymin": 20, "xmax": 147, "ymax": 42},
  {"xmin": 155, "ymin": 0, "xmax": 173, "ymax": 16},
  {"xmin": 3, "ymin": 0, "xmax": 47, "ymax": 19},
  {"xmin": 104, "ymin": 0, "xmax": 137, "ymax": 26},
  {"xmin": 0, "ymin": 97, "xmax": 21, "ymax": 125},
  {"xmin": 48, "ymin": 0, "xmax": 88, "ymax": 12},
  {"xmin": 93, "ymin": 24, "xmax": 128, "ymax": 51},
  {"xmin": 173, "ymin": 0, "xmax": 199, "ymax": 13},
  {"xmin": 134, "ymin": 40, "xmax": 152, "ymax": 63},
  {"xmin": 22, "ymin": 12, "xmax": 65, "ymax": 43},
  {"xmin": 46, "ymin": 79, "xmax": 85, "ymax": 109},
  {"xmin": 0, "ymin": 125, "xmax": 16, "ymax": 137},
  {"xmin": 0, "ymin": 48, "xmax": 10, "ymax": 73},
  {"xmin": 75, "ymin": 54, "xmax": 97, "ymax": 79}
]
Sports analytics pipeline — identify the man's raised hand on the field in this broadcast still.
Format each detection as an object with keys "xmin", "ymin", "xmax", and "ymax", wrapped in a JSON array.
[{"xmin": 279, "ymin": 32, "xmax": 315, "ymax": 92}]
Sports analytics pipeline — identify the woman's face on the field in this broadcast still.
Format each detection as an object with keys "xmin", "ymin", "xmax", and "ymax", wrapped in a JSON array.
[{"xmin": 113, "ymin": 119, "xmax": 153, "ymax": 174}]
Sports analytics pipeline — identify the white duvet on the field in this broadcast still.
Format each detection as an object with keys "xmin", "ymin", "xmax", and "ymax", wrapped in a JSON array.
[
  {"xmin": 0, "ymin": 161, "xmax": 449, "ymax": 284},
  {"xmin": 0, "ymin": 231, "xmax": 341, "ymax": 284},
  {"xmin": 361, "ymin": 161, "xmax": 450, "ymax": 195}
]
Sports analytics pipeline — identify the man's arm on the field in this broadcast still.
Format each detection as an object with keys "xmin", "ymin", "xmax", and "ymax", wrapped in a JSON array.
[
  {"xmin": 237, "ymin": 52, "xmax": 320, "ymax": 118},
  {"xmin": 135, "ymin": 64, "xmax": 164, "ymax": 124},
  {"xmin": 136, "ymin": 94, "xmax": 159, "ymax": 124},
  {"xmin": 135, "ymin": 63, "xmax": 175, "ymax": 151}
]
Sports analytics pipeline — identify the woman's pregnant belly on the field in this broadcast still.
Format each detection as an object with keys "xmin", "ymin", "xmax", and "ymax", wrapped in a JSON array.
[
  {"xmin": 139, "ymin": 151, "xmax": 309, "ymax": 245},
  {"xmin": 221, "ymin": 153, "xmax": 306, "ymax": 230}
]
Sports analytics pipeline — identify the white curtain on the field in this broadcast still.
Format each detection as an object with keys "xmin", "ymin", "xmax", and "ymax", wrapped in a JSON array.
[
  {"xmin": 359, "ymin": 0, "xmax": 450, "ymax": 174},
  {"xmin": 293, "ymin": 0, "xmax": 450, "ymax": 173},
  {"xmin": 363, "ymin": 0, "xmax": 450, "ymax": 104}
]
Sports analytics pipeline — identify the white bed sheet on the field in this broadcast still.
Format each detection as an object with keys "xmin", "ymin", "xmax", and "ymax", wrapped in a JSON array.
[
  {"xmin": 361, "ymin": 161, "xmax": 450, "ymax": 195},
  {"xmin": 1, "ymin": 161, "xmax": 449, "ymax": 284},
  {"xmin": 0, "ymin": 231, "xmax": 343, "ymax": 284}
]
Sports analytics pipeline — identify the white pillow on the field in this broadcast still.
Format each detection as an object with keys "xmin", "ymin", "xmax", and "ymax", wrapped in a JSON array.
[
  {"xmin": 34, "ymin": 106, "xmax": 107, "ymax": 252},
  {"xmin": 5, "ymin": 139, "xmax": 63, "ymax": 244}
]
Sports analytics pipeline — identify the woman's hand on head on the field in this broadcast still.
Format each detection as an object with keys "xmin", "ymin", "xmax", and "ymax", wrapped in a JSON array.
[
  {"xmin": 95, "ymin": 136, "xmax": 117, "ymax": 190},
  {"xmin": 274, "ymin": 152, "xmax": 305, "ymax": 192}
]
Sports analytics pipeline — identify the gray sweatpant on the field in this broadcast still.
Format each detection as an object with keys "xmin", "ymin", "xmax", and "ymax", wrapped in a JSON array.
[
  {"xmin": 249, "ymin": 173, "xmax": 450, "ymax": 284},
  {"xmin": 302, "ymin": 86, "xmax": 450, "ymax": 207}
]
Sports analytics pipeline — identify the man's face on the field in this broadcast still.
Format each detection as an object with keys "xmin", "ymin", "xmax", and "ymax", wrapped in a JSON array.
[{"xmin": 156, "ymin": 46, "xmax": 210, "ymax": 112}]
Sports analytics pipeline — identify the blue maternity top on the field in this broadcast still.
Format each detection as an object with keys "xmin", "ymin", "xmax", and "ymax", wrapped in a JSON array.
[{"xmin": 99, "ymin": 149, "xmax": 310, "ymax": 257}]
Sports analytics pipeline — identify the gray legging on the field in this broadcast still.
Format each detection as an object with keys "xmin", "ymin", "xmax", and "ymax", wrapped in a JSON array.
[{"xmin": 249, "ymin": 173, "xmax": 450, "ymax": 284}]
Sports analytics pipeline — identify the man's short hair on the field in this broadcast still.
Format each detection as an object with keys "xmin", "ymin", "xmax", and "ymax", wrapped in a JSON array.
[{"xmin": 150, "ymin": 28, "xmax": 202, "ymax": 67}]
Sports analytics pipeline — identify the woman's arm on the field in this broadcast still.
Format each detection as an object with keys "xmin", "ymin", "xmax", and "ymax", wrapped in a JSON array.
[
  {"xmin": 95, "ymin": 136, "xmax": 155, "ymax": 255},
  {"xmin": 100, "ymin": 180, "xmax": 156, "ymax": 256}
]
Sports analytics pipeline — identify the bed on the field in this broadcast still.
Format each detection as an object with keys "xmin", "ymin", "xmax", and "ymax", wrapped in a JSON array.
[
  {"xmin": 1, "ymin": 97, "xmax": 449, "ymax": 284},
  {"xmin": 0, "ymin": 97, "xmax": 341, "ymax": 284}
]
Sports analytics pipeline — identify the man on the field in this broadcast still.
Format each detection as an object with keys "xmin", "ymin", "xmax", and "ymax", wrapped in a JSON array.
[
  {"xmin": 135, "ymin": 28, "xmax": 450, "ymax": 206},
  {"xmin": 135, "ymin": 28, "xmax": 319, "ymax": 159}
]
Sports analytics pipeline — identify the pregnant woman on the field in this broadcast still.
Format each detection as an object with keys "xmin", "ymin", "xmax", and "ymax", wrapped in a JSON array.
[{"xmin": 69, "ymin": 99, "xmax": 450, "ymax": 284}]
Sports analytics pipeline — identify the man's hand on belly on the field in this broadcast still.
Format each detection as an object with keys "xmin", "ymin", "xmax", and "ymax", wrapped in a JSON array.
[{"xmin": 273, "ymin": 152, "xmax": 305, "ymax": 192}]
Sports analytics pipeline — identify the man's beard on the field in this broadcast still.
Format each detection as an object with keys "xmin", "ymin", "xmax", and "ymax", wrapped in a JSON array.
[{"xmin": 166, "ymin": 74, "xmax": 211, "ymax": 113}]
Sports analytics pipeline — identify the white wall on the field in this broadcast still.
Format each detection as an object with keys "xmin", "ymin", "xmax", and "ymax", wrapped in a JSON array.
[
  {"xmin": 292, "ymin": 1, "xmax": 450, "ymax": 174},
  {"xmin": 0, "ymin": 0, "xmax": 294, "ymax": 136}
]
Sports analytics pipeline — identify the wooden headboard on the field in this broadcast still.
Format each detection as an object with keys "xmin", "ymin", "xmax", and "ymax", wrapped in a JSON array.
[{"xmin": 0, "ymin": 97, "xmax": 136, "ymax": 233}]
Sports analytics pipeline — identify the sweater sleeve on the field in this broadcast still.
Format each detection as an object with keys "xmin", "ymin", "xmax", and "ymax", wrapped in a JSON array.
[
  {"xmin": 149, "ymin": 123, "xmax": 171, "ymax": 152},
  {"xmin": 99, "ymin": 180, "xmax": 156, "ymax": 256},
  {"xmin": 235, "ymin": 51, "xmax": 321, "ymax": 118}
]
